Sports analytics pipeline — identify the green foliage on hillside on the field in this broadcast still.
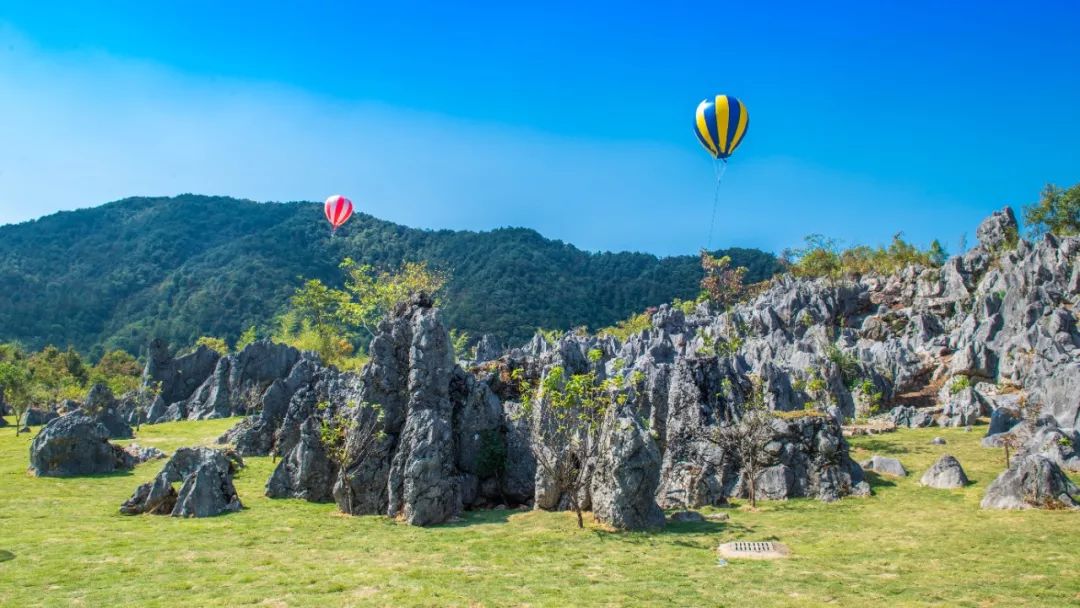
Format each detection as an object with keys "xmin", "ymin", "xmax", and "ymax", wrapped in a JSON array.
[{"xmin": 0, "ymin": 195, "xmax": 780, "ymax": 357}]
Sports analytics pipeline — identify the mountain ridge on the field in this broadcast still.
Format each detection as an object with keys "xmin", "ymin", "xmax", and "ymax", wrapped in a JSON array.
[{"xmin": 0, "ymin": 194, "xmax": 779, "ymax": 355}]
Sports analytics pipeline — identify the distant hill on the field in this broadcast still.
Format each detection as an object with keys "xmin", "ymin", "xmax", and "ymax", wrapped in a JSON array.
[{"xmin": 0, "ymin": 195, "xmax": 780, "ymax": 356}]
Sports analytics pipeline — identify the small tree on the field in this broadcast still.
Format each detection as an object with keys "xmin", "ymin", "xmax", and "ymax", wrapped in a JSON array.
[
  {"xmin": 699, "ymin": 251, "xmax": 748, "ymax": 307},
  {"xmin": 1023, "ymin": 182, "xmax": 1080, "ymax": 237},
  {"xmin": 515, "ymin": 348, "xmax": 627, "ymax": 529},
  {"xmin": 319, "ymin": 401, "xmax": 386, "ymax": 516},
  {"xmin": 0, "ymin": 360, "xmax": 32, "ymax": 436},
  {"xmin": 708, "ymin": 375, "xmax": 775, "ymax": 508},
  {"xmin": 338, "ymin": 258, "xmax": 450, "ymax": 344}
]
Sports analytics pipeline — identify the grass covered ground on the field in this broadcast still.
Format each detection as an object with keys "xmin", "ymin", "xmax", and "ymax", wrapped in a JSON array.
[{"xmin": 0, "ymin": 416, "xmax": 1077, "ymax": 607}]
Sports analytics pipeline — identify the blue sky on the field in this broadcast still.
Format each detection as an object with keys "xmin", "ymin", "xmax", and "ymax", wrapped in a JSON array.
[{"xmin": 1, "ymin": 1, "xmax": 1077, "ymax": 255}]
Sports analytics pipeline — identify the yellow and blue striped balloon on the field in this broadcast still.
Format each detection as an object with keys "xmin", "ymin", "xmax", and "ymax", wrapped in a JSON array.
[{"xmin": 694, "ymin": 95, "xmax": 749, "ymax": 160}]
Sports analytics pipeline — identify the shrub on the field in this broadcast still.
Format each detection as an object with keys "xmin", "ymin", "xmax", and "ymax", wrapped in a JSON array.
[{"xmin": 1023, "ymin": 182, "xmax": 1080, "ymax": 237}]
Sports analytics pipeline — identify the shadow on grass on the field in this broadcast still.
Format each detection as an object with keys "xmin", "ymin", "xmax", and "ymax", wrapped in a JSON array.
[
  {"xmin": 441, "ymin": 508, "xmax": 520, "ymax": 527},
  {"xmin": 591, "ymin": 519, "xmax": 756, "ymax": 545},
  {"xmin": 863, "ymin": 471, "xmax": 897, "ymax": 490},
  {"xmin": 0, "ymin": 550, "xmax": 14, "ymax": 562},
  {"xmin": 41, "ymin": 469, "xmax": 136, "ymax": 480},
  {"xmin": 852, "ymin": 439, "xmax": 911, "ymax": 455}
]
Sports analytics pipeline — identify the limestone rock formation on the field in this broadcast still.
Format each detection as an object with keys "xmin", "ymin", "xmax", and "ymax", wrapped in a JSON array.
[
  {"xmin": 920, "ymin": 454, "xmax": 969, "ymax": 489},
  {"xmin": 590, "ymin": 408, "xmax": 665, "ymax": 530},
  {"xmin": 980, "ymin": 454, "xmax": 1078, "ymax": 510},
  {"xmin": 121, "ymin": 447, "xmax": 243, "ymax": 517},
  {"xmin": 29, "ymin": 414, "xmax": 135, "ymax": 477}
]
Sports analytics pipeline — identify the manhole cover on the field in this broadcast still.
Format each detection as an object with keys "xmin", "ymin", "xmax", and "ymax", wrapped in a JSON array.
[{"xmin": 717, "ymin": 541, "xmax": 790, "ymax": 560}]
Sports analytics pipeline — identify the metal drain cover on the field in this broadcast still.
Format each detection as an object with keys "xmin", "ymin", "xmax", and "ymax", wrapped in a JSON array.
[{"xmin": 717, "ymin": 541, "xmax": 790, "ymax": 560}]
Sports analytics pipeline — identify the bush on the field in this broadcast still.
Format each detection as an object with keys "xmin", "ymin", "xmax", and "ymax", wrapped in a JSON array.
[{"xmin": 783, "ymin": 233, "xmax": 945, "ymax": 279}]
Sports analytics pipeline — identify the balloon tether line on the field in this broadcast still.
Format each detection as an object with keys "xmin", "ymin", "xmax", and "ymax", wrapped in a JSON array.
[{"xmin": 707, "ymin": 159, "xmax": 728, "ymax": 250}]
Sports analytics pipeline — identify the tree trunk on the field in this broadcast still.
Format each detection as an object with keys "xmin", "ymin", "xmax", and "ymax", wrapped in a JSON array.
[
  {"xmin": 748, "ymin": 458, "xmax": 757, "ymax": 508},
  {"xmin": 1004, "ymin": 444, "xmax": 1010, "ymax": 468}
]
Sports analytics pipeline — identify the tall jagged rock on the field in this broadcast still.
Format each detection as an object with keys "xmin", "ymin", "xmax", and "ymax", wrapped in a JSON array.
[{"xmin": 591, "ymin": 408, "xmax": 665, "ymax": 530}]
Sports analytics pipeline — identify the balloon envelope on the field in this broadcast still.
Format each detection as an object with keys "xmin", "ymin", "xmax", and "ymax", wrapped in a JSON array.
[
  {"xmin": 694, "ymin": 95, "xmax": 749, "ymax": 160},
  {"xmin": 324, "ymin": 195, "xmax": 354, "ymax": 230}
]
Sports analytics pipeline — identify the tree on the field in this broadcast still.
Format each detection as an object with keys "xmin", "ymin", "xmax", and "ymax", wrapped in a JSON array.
[
  {"xmin": 319, "ymin": 401, "xmax": 386, "ymax": 515},
  {"xmin": 195, "ymin": 336, "xmax": 229, "ymax": 356},
  {"xmin": 699, "ymin": 251, "xmax": 748, "ymax": 307},
  {"xmin": 449, "ymin": 329, "xmax": 471, "ymax": 361},
  {"xmin": 337, "ymin": 258, "xmax": 450, "ymax": 344},
  {"xmin": 1023, "ymin": 182, "xmax": 1080, "ymax": 237},
  {"xmin": 276, "ymin": 280, "xmax": 355, "ymax": 367},
  {"xmin": 0, "ymin": 358, "xmax": 32, "ymax": 436},
  {"xmin": 515, "ymin": 349, "xmax": 629, "ymax": 528},
  {"xmin": 26, "ymin": 346, "xmax": 84, "ymax": 406},
  {"xmin": 235, "ymin": 325, "xmax": 258, "ymax": 351},
  {"xmin": 707, "ymin": 375, "xmax": 775, "ymax": 508},
  {"xmin": 90, "ymin": 350, "xmax": 141, "ymax": 396}
]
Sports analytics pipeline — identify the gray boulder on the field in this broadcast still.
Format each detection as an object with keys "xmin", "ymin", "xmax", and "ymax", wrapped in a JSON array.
[
  {"xmin": 930, "ymin": 437, "xmax": 947, "ymax": 445},
  {"xmin": 590, "ymin": 409, "xmax": 665, "ymax": 530},
  {"xmin": 121, "ymin": 447, "xmax": 243, "ymax": 517},
  {"xmin": 920, "ymin": 454, "xmax": 969, "ymax": 489},
  {"xmin": 19, "ymin": 407, "xmax": 59, "ymax": 427},
  {"xmin": 29, "ymin": 414, "xmax": 134, "ymax": 477},
  {"xmin": 81, "ymin": 383, "xmax": 134, "ymax": 439},
  {"xmin": 473, "ymin": 334, "xmax": 504, "ymax": 363},
  {"xmin": 980, "ymin": 454, "xmax": 1079, "ymax": 510},
  {"xmin": 861, "ymin": 455, "xmax": 907, "ymax": 477},
  {"xmin": 975, "ymin": 207, "xmax": 1018, "ymax": 252}
]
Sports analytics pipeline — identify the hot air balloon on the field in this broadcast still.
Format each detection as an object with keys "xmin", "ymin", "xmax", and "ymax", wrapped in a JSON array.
[
  {"xmin": 693, "ymin": 94, "xmax": 749, "ymax": 246},
  {"xmin": 694, "ymin": 95, "xmax": 749, "ymax": 161},
  {"xmin": 324, "ymin": 194, "xmax": 354, "ymax": 235}
]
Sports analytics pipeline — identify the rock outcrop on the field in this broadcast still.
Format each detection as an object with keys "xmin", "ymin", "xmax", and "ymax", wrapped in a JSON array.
[
  {"xmin": 590, "ymin": 408, "xmax": 665, "ymax": 530},
  {"xmin": 119, "ymin": 207, "xmax": 1078, "ymax": 526},
  {"xmin": 980, "ymin": 454, "xmax": 1078, "ymax": 510},
  {"xmin": 920, "ymin": 454, "xmax": 969, "ymax": 489},
  {"xmin": 145, "ymin": 340, "xmax": 303, "ymax": 424},
  {"xmin": 29, "ymin": 414, "xmax": 135, "ymax": 477},
  {"xmin": 120, "ymin": 447, "xmax": 243, "ymax": 517}
]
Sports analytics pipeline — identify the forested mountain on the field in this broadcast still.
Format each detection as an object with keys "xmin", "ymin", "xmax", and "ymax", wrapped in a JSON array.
[{"xmin": 0, "ymin": 195, "xmax": 779, "ymax": 356}]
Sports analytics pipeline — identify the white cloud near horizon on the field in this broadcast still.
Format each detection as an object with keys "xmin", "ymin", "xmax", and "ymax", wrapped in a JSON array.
[{"xmin": 0, "ymin": 27, "xmax": 984, "ymax": 255}]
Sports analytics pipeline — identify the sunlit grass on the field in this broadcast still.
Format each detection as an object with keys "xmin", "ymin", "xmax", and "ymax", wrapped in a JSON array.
[{"xmin": 0, "ymin": 416, "xmax": 1077, "ymax": 606}]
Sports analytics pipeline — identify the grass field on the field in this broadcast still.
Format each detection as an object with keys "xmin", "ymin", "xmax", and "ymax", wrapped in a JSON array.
[{"xmin": 0, "ymin": 416, "xmax": 1077, "ymax": 607}]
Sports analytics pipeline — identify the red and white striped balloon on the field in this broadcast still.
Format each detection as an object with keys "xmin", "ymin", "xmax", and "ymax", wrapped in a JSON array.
[{"xmin": 324, "ymin": 194, "xmax": 354, "ymax": 232}]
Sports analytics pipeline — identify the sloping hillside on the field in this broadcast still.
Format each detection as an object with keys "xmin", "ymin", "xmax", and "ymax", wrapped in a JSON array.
[{"xmin": 0, "ymin": 195, "xmax": 778, "ymax": 355}]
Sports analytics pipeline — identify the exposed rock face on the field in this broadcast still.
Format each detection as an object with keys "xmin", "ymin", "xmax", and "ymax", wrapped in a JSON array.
[
  {"xmin": 590, "ymin": 408, "xmax": 665, "ymax": 530},
  {"xmin": 80, "ymin": 383, "xmax": 134, "ymax": 439},
  {"xmin": 144, "ymin": 339, "xmax": 302, "ymax": 424},
  {"xmin": 890, "ymin": 406, "xmax": 934, "ymax": 428},
  {"xmin": 265, "ymin": 295, "xmax": 484, "ymax": 526},
  {"xmin": 19, "ymin": 407, "xmax": 59, "ymax": 427},
  {"xmin": 29, "ymin": 414, "xmax": 134, "ymax": 477},
  {"xmin": 980, "ymin": 454, "xmax": 1078, "ymax": 510},
  {"xmin": 861, "ymin": 455, "xmax": 908, "ymax": 477},
  {"xmin": 473, "ymin": 334, "xmax": 504, "ymax": 363},
  {"xmin": 143, "ymin": 339, "xmax": 221, "ymax": 407},
  {"xmin": 120, "ymin": 447, "xmax": 243, "ymax": 517},
  {"xmin": 920, "ymin": 454, "xmax": 969, "ymax": 489}
]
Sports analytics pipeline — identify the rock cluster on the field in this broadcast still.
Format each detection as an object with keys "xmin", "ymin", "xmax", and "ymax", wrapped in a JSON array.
[
  {"xmin": 120, "ymin": 447, "xmax": 243, "ymax": 517},
  {"xmin": 143, "ymin": 339, "xmax": 303, "ymax": 424}
]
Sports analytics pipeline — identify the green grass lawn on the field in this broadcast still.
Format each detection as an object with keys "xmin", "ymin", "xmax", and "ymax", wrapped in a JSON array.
[{"xmin": 0, "ymin": 416, "xmax": 1077, "ymax": 607}]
